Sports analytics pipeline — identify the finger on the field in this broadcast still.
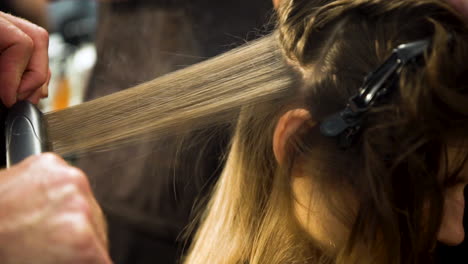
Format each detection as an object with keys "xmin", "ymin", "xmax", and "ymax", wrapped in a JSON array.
[
  {"xmin": 25, "ymin": 85, "xmax": 43, "ymax": 104},
  {"xmin": 26, "ymin": 69, "xmax": 51, "ymax": 100},
  {"xmin": 84, "ymin": 234, "xmax": 113, "ymax": 264},
  {"xmin": 27, "ymin": 153, "xmax": 69, "ymax": 171},
  {"xmin": 41, "ymin": 69, "xmax": 51, "ymax": 98},
  {"xmin": 63, "ymin": 189, "xmax": 108, "ymax": 250},
  {"xmin": 72, "ymin": 182, "xmax": 108, "ymax": 249},
  {"xmin": 63, "ymin": 188, "xmax": 109, "ymax": 255},
  {"xmin": 41, "ymin": 83, "xmax": 48, "ymax": 98},
  {"xmin": 94, "ymin": 237, "xmax": 113, "ymax": 264},
  {"xmin": 55, "ymin": 212, "xmax": 112, "ymax": 264},
  {"xmin": 0, "ymin": 13, "xmax": 49, "ymax": 96},
  {"xmin": 58, "ymin": 166, "xmax": 108, "ymax": 248},
  {"xmin": 17, "ymin": 84, "xmax": 42, "ymax": 102},
  {"xmin": 0, "ymin": 16, "xmax": 33, "ymax": 107},
  {"xmin": 89, "ymin": 197, "xmax": 109, "ymax": 249},
  {"xmin": 17, "ymin": 90, "xmax": 34, "ymax": 101},
  {"xmin": 43, "ymin": 175, "xmax": 103, "ymax": 246}
]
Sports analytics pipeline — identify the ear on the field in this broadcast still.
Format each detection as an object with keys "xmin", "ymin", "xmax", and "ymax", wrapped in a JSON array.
[{"xmin": 273, "ymin": 108, "xmax": 315, "ymax": 165}]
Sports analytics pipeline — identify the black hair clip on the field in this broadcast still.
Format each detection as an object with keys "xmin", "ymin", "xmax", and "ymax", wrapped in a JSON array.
[{"xmin": 319, "ymin": 39, "xmax": 430, "ymax": 148}]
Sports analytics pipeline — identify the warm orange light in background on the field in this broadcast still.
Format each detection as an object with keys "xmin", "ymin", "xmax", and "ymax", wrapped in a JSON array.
[{"xmin": 52, "ymin": 76, "xmax": 71, "ymax": 110}]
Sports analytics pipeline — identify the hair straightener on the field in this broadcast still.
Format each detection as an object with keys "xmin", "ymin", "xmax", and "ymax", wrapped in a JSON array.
[{"xmin": 0, "ymin": 101, "xmax": 49, "ymax": 168}]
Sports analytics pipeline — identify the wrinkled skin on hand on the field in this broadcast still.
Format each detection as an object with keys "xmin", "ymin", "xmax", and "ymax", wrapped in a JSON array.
[
  {"xmin": 0, "ymin": 11, "xmax": 50, "ymax": 107},
  {"xmin": 0, "ymin": 154, "xmax": 112, "ymax": 264}
]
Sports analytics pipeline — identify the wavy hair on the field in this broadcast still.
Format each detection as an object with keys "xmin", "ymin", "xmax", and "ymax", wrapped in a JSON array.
[{"xmin": 45, "ymin": 0, "xmax": 468, "ymax": 263}]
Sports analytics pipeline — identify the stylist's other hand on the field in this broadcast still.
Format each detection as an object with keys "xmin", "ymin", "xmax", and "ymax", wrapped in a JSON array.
[
  {"xmin": 0, "ymin": 11, "xmax": 50, "ymax": 107},
  {"xmin": 0, "ymin": 153, "xmax": 112, "ymax": 264}
]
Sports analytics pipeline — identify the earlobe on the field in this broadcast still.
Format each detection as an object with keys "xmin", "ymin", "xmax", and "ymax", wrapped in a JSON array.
[{"xmin": 273, "ymin": 109, "xmax": 314, "ymax": 165}]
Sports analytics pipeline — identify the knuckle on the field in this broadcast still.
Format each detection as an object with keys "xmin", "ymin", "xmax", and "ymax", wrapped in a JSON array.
[
  {"xmin": 0, "ymin": 21, "xmax": 33, "ymax": 53},
  {"xmin": 70, "ymin": 194, "xmax": 92, "ymax": 218},
  {"xmin": 5, "ymin": 24, "xmax": 24, "ymax": 41},
  {"xmin": 35, "ymin": 26, "xmax": 49, "ymax": 43},
  {"xmin": 20, "ymin": 34, "xmax": 34, "ymax": 53},
  {"xmin": 29, "ymin": 26, "xmax": 49, "ymax": 51},
  {"xmin": 67, "ymin": 215, "xmax": 95, "ymax": 251},
  {"xmin": 14, "ymin": 154, "xmax": 63, "ymax": 186},
  {"xmin": 36, "ymin": 153, "xmax": 63, "ymax": 165},
  {"xmin": 35, "ymin": 71, "xmax": 48, "ymax": 85},
  {"xmin": 23, "ymin": 153, "xmax": 42, "ymax": 165},
  {"xmin": 24, "ymin": 153, "xmax": 54, "ymax": 166},
  {"xmin": 63, "ymin": 167, "xmax": 89, "ymax": 191},
  {"xmin": 29, "ymin": 154, "xmax": 90, "ymax": 192}
]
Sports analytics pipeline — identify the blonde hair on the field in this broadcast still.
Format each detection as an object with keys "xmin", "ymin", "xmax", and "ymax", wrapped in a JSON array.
[
  {"xmin": 46, "ymin": 35, "xmax": 296, "ymax": 156},
  {"xmin": 45, "ymin": 0, "xmax": 468, "ymax": 263}
]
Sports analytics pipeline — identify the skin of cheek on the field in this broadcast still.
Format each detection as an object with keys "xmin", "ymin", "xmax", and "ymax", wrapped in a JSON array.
[
  {"xmin": 437, "ymin": 146, "xmax": 467, "ymax": 245},
  {"xmin": 437, "ymin": 183, "xmax": 466, "ymax": 245},
  {"xmin": 291, "ymin": 164, "xmax": 351, "ymax": 252},
  {"xmin": 291, "ymin": 161, "xmax": 467, "ymax": 249}
]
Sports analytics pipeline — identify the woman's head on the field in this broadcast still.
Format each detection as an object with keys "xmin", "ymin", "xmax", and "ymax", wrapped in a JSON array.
[
  {"xmin": 186, "ymin": 0, "xmax": 468, "ymax": 263},
  {"xmin": 43, "ymin": 0, "xmax": 468, "ymax": 263}
]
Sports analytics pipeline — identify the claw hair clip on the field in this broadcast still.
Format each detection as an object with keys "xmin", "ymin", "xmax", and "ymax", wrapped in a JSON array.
[{"xmin": 319, "ymin": 39, "xmax": 431, "ymax": 148}]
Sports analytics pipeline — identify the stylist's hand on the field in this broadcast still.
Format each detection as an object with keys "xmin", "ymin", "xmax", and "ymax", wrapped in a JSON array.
[
  {"xmin": 0, "ymin": 153, "xmax": 112, "ymax": 264},
  {"xmin": 0, "ymin": 11, "xmax": 50, "ymax": 107}
]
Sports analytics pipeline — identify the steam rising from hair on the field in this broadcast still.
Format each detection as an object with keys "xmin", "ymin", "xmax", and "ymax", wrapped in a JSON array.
[{"xmin": 45, "ymin": 35, "xmax": 298, "ymax": 156}]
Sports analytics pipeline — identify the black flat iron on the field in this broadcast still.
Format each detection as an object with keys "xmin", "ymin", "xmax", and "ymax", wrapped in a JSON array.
[{"xmin": 0, "ymin": 101, "xmax": 49, "ymax": 168}]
